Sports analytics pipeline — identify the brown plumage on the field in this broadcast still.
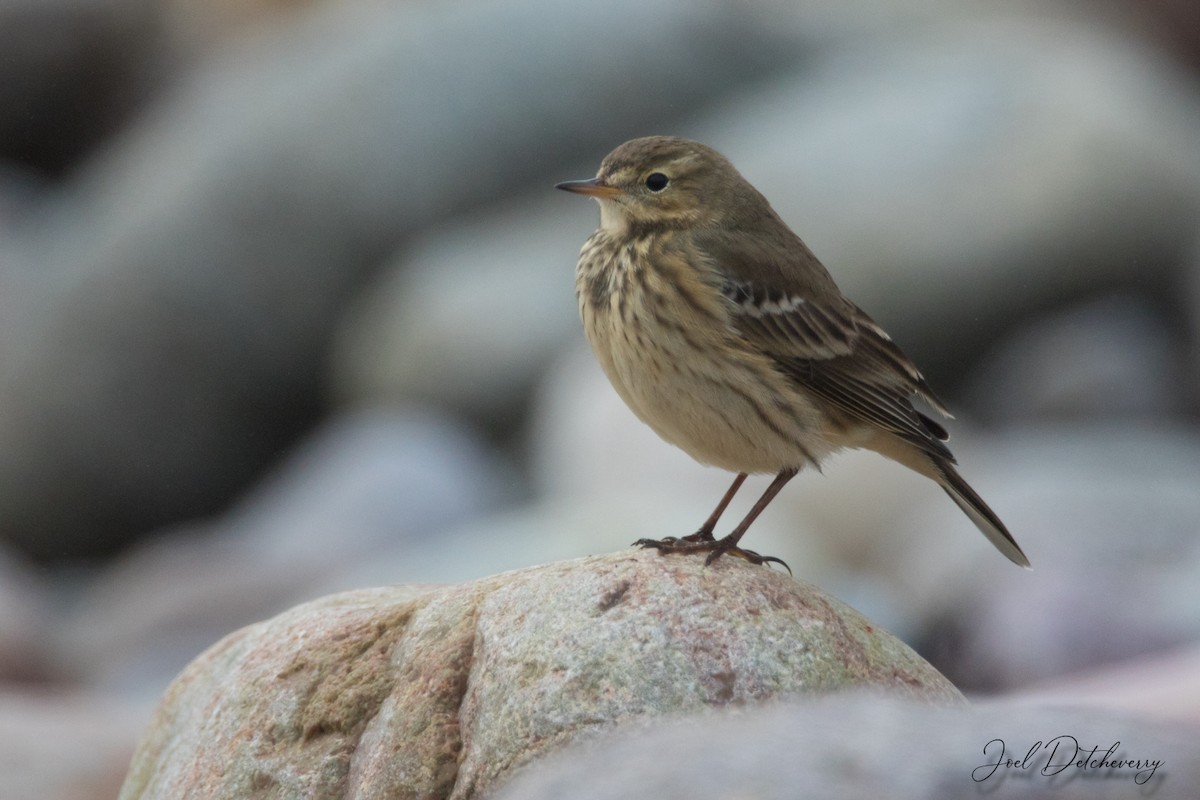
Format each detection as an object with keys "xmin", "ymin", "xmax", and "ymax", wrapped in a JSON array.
[{"xmin": 557, "ymin": 136, "xmax": 1029, "ymax": 568}]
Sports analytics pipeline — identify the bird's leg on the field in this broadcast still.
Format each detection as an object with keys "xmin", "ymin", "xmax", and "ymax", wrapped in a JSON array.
[
  {"xmin": 633, "ymin": 473, "xmax": 746, "ymax": 551},
  {"xmin": 704, "ymin": 468, "xmax": 798, "ymax": 570},
  {"xmin": 684, "ymin": 472, "xmax": 748, "ymax": 542},
  {"xmin": 634, "ymin": 469, "xmax": 796, "ymax": 572}
]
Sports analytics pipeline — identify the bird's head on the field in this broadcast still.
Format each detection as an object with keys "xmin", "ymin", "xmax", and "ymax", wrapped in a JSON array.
[{"xmin": 556, "ymin": 136, "xmax": 767, "ymax": 233}]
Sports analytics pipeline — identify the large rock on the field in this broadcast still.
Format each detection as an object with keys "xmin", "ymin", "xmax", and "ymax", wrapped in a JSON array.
[
  {"xmin": 118, "ymin": 551, "xmax": 961, "ymax": 799},
  {"xmin": 494, "ymin": 693, "xmax": 1199, "ymax": 800}
]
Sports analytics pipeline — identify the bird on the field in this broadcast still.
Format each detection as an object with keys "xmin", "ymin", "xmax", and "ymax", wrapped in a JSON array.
[{"xmin": 555, "ymin": 135, "xmax": 1029, "ymax": 569}]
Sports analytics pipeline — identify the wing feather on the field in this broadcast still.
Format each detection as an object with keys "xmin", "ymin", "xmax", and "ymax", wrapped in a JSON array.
[{"xmin": 699, "ymin": 227, "xmax": 952, "ymax": 457}]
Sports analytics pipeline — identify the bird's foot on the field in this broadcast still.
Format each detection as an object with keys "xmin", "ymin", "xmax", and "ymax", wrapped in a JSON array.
[{"xmin": 632, "ymin": 535, "xmax": 791, "ymax": 574}]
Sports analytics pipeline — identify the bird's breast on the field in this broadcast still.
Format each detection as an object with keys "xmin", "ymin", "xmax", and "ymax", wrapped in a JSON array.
[{"xmin": 574, "ymin": 231, "xmax": 833, "ymax": 473}]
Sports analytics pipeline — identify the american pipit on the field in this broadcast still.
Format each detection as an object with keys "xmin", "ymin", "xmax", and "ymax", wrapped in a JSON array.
[{"xmin": 556, "ymin": 136, "xmax": 1029, "ymax": 569}]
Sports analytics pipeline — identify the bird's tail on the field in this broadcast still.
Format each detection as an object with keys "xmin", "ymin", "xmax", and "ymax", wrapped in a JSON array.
[
  {"xmin": 934, "ymin": 459, "xmax": 1029, "ymax": 568},
  {"xmin": 866, "ymin": 432, "xmax": 1030, "ymax": 567}
]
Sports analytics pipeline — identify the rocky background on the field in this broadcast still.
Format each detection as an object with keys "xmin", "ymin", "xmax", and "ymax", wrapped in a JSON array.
[{"xmin": 1, "ymin": 0, "xmax": 1199, "ymax": 797}]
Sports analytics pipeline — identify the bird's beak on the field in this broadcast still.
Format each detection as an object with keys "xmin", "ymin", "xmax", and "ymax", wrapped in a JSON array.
[{"xmin": 555, "ymin": 178, "xmax": 621, "ymax": 198}]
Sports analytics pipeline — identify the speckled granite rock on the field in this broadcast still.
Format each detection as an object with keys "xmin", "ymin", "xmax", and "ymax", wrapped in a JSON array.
[{"xmin": 118, "ymin": 551, "xmax": 961, "ymax": 800}]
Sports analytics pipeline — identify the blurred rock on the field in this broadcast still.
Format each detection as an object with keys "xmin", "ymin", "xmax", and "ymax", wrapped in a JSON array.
[
  {"xmin": 337, "ymin": 490, "xmax": 838, "ymax": 598},
  {"xmin": 118, "ymin": 552, "xmax": 961, "ymax": 800},
  {"xmin": 1182, "ymin": 236, "xmax": 1200, "ymax": 410},
  {"xmin": 963, "ymin": 293, "xmax": 1185, "ymax": 422},
  {"xmin": 696, "ymin": 16, "xmax": 1200, "ymax": 381},
  {"xmin": 160, "ymin": 0, "xmax": 331, "ymax": 63},
  {"xmin": 0, "ymin": 0, "xmax": 799, "ymax": 559},
  {"xmin": 0, "ymin": 161, "xmax": 46, "ymax": 229},
  {"xmin": 56, "ymin": 407, "xmax": 511, "ymax": 698},
  {"xmin": 789, "ymin": 422, "xmax": 1200, "ymax": 686},
  {"xmin": 0, "ymin": 545, "xmax": 53, "ymax": 682},
  {"xmin": 893, "ymin": 423, "xmax": 1200, "ymax": 692},
  {"xmin": 1129, "ymin": 0, "xmax": 1200, "ymax": 69},
  {"xmin": 494, "ymin": 694, "xmax": 1198, "ymax": 800},
  {"xmin": 0, "ymin": 689, "xmax": 146, "ymax": 800},
  {"xmin": 1014, "ymin": 644, "xmax": 1200, "ymax": 725},
  {"xmin": 331, "ymin": 194, "xmax": 584, "ymax": 424},
  {"xmin": 0, "ymin": 0, "xmax": 159, "ymax": 175}
]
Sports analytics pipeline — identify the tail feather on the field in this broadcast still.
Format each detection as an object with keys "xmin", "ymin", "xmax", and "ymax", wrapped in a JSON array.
[
  {"xmin": 865, "ymin": 431, "xmax": 1030, "ymax": 567},
  {"xmin": 936, "ymin": 460, "xmax": 1030, "ymax": 568}
]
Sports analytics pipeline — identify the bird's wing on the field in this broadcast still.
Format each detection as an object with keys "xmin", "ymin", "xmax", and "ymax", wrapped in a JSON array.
[{"xmin": 704, "ymin": 229, "xmax": 953, "ymax": 456}]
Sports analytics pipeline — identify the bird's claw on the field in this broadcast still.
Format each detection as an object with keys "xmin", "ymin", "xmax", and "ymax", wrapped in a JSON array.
[{"xmin": 633, "ymin": 536, "xmax": 791, "ymax": 574}]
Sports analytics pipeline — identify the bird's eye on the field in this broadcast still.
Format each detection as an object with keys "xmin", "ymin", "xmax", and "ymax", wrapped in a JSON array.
[{"xmin": 644, "ymin": 172, "xmax": 669, "ymax": 192}]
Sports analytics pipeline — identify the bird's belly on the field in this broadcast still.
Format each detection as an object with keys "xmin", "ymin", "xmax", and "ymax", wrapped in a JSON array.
[{"xmin": 585, "ymin": 306, "xmax": 834, "ymax": 474}]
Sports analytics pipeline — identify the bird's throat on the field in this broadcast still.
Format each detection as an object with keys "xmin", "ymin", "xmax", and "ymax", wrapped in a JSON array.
[{"xmin": 597, "ymin": 199, "xmax": 628, "ymax": 233}]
